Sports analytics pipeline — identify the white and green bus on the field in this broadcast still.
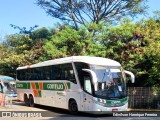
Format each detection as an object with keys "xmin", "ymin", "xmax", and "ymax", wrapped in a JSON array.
[{"xmin": 16, "ymin": 56, "xmax": 135, "ymax": 114}]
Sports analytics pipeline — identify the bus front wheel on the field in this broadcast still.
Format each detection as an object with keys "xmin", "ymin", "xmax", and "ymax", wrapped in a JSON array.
[{"xmin": 69, "ymin": 100, "xmax": 78, "ymax": 114}]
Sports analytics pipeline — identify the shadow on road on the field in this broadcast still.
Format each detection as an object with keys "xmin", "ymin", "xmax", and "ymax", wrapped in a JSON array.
[
  {"xmin": 34, "ymin": 104, "xmax": 113, "ymax": 117},
  {"xmin": 10, "ymin": 100, "xmax": 113, "ymax": 118}
]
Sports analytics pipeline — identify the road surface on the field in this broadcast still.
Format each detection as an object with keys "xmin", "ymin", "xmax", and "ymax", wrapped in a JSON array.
[{"xmin": 0, "ymin": 100, "xmax": 159, "ymax": 120}]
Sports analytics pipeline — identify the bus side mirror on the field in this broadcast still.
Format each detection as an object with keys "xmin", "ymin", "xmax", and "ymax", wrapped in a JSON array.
[
  {"xmin": 82, "ymin": 69, "xmax": 98, "ymax": 91},
  {"xmin": 124, "ymin": 70, "xmax": 135, "ymax": 83}
]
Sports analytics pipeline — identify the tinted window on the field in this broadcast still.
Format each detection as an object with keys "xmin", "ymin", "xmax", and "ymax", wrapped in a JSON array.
[
  {"xmin": 17, "ymin": 69, "xmax": 25, "ymax": 80},
  {"xmin": 17, "ymin": 63, "xmax": 76, "ymax": 83},
  {"xmin": 52, "ymin": 65, "xmax": 61, "ymax": 80},
  {"xmin": 0, "ymin": 83, "xmax": 3, "ymax": 93},
  {"xmin": 37, "ymin": 67, "xmax": 44, "ymax": 80},
  {"xmin": 29, "ymin": 68, "xmax": 34, "ymax": 80},
  {"xmin": 51, "ymin": 63, "xmax": 76, "ymax": 83},
  {"xmin": 44, "ymin": 66, "xmax": 51, "ymax": 80},
  {"xmin": 74, "ymin": 62, "xmax": 89, "ymax": 87},
  {"xmin": 61, "ymin": 63, "xmax": 76, "ymax": 83}
]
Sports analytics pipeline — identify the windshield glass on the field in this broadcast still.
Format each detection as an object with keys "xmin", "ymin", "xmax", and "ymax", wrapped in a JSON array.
[{"xmin": 91, "ymin": 65, "xmax": 126, "ymax": 100}]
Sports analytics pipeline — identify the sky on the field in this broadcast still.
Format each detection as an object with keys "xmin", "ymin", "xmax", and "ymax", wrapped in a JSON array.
[{"xmin": 0, "ymin": 0, "xmax": 160, "ymax": 40}]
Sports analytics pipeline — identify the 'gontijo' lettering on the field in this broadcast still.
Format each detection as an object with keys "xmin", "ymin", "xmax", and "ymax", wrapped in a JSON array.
[{"xmin": 47, "ymin": 84, "xmax": 63, "ymax": 90}]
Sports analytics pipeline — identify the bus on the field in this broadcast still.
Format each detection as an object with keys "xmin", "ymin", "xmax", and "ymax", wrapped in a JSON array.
[
  {"xmin": 16, "ymin": 56, "xmax": 135, "ymax": 114},
  {"xmin": 0, "ymin": 75, "xmax": 17, "ymax": 97}
]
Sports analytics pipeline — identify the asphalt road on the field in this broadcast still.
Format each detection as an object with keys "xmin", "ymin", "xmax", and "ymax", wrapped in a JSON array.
[{"xmin": 0, "ymin": 100, "xmax": 159, "ymax": 120}]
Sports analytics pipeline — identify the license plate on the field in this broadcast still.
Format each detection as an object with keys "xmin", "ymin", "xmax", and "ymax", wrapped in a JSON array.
[{"xmin": 112, "ymin": 109, "xmax": 118, "ymax": 112}]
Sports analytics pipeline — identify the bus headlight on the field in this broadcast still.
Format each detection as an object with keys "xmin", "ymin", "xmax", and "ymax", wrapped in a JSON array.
[{"xmin": 97, "ymin": 109, "xmax": 102, "ymax": 111}]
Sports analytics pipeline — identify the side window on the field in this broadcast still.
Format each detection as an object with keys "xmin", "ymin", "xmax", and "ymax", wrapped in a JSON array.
[
  {"xmin": 62, "ymin": 63, "xmax": 76, "ymax": 83},
  {"xmin": 74, "ymin": 62, "xmax": 89, "ymax": 87},
  {"xmin": 17, "ymin": 69, "xmax": 27, "ymax": 81},
  {"xmin": 52, "ymin": 65, "xmax": 61, "ymax": 80},
  {"xmin": 25, "ymin": 69, "xmax": 30, "ymax": 80},
  {"xmin": 33, "ymin": 67, "xmax": 44, "ymax": 80},
  {"xmin": 44, "ymin": 66, "xmax": 51, "ymax": 80},
  {"xmin": 17, "ymin": 70, "xmax": 22, "ymax": 80},
  {"xmin": 84, "ymin": 76, "xmax": 92, "ymax": 94},
  {"xmin": 29, "ymin": 68, "xmax": 34, "ymax": 80},
  {"xmin": 0, "ymin": 83, "xmax": 2, "ymax": 93},
  {"xmin": 51, "ymin": 63, "xmax": 76, "ymax": 83},
  {"xmin": 38, "ymin": 67, "xmax": 44, "ymax": 80},
  {"xmin": 34, "ymin": 68, "xmax": 39, "ymax": 80}
]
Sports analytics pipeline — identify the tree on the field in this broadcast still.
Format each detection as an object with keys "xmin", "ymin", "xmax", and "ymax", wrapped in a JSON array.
[
  {"xmin": 43, "ymin": 26, "xmax": 106, "ymax": 59},
  {"xmin": 36, "ymin": 0, "xmax": 148, "ymax": 29},
  {"xmin": 4, "ymin": 34, "xmax": 33, "ymax": 54},
  {"xmin": 0, "ymin": 45, "xmax": 8, "ymax": 60},
  {"xmin": 0, "ymin": 28, "xmax": 48, "ymax": 77},
  {"xmin": 30, "ymin": 27, "xmax": 52, "ymax": 40},
  {"xmin": 101, "ymin": 19, "xmax": 145, "ymax": 73},
  {"xmin": 0, "ymin": 44, "xmax": 27, "ymax": 77},
  {"xmin": 10, "ymin": 24, "xmax": 38, "ymax": 35},
  {"xmin": 144, "ymin": 41, "xmax": 160, "ymax": 86}
]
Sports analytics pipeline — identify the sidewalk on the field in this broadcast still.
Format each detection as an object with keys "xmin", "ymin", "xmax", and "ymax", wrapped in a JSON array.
[
  {"xmin": 0, "ymin": 100, "xmax": 51, "ymax": 120},
  {"xmin": 127, "ymin": 108, "xmax": 160, "ymax": 112},
  {"xmin": 0, "ymin": 100, "xmax": 46, "ymax": 111}
]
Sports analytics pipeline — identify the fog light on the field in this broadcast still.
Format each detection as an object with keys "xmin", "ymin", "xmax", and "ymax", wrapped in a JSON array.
[{"xmin": 97, "ymin": 109, "xmax": 102, "ymax": 111}]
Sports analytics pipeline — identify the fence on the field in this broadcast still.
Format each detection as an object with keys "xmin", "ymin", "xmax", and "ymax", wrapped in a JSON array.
[{"xmin": 128, "ymin": 87, "xmax": 160, "ymax": 109}]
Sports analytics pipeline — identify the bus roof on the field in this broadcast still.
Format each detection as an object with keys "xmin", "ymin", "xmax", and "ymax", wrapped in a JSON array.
[
  {"xmin": 0, "ymin": 75, "xmax": 15, "ymax": 81},
  {"xmin": 17, "ymin": 56, "xmax": 121, "ymax": 70}
]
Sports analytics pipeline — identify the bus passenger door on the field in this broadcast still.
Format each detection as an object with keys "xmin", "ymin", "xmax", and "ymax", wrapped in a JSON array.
[{"xmin": 83, "ymin": 76, "xmax": 93, "ymax": 111}]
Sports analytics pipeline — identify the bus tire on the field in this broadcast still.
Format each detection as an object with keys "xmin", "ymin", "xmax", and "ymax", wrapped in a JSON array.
[
  {"xmin": 69, "ymin": 100, "xmax": 78, "ymax": 114},
  {"xmin": 29, "ymin": 95, "xmax": 35, "ymax": 107},
  {"xmin": 24, "ymin": 94, "xmax": 29, "ymax": 106}
]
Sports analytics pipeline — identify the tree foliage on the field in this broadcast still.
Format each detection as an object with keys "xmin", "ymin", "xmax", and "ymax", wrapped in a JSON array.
[
  {"xmin": 144, "ymin": 41, "xmax": 160, "ymax": 86},
  {"xmin": 43, "ymin": 25, "xmax": 106, "ymax": 59},
  {"xmin": 36, "ymin": 0, "xmax": 147, "ymax": 28},
  {"xmin": 4, "ymin": 34, "xmax": 33, "ymax": 54},
  {"xmin": 10, "ymin": 24, "xmax": 38, "ymax": 35},
  {"xmin": 0, "ymin": 28, "xmax": 47, "ymax": 77}
]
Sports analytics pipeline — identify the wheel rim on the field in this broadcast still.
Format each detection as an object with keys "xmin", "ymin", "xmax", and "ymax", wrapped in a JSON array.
[{"xmin": 70, "ymin": 101, "xmax": 78, "ymax": 113}]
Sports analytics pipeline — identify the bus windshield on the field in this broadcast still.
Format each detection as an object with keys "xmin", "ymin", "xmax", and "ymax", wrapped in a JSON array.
[{"xmin": 91, "ymin": 65, "xmax": 126, "ymax": 100}]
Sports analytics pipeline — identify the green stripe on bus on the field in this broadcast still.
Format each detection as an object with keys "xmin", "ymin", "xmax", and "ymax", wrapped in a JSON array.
[
  {"xmin": 43, "ymin": 82, "xmax": 70, "ymax": 91},
  {"xmin": 35, "ymin": 82, "xmax": 39, "ymax": 89},
  {"xmin": 107, "ymin": 97, "xmax": 127, "ymax": 104},
  {"xmin": 38, "ymin": 90, "xmax": 42, "ymax": 97},
  {"xmin": 67, "ymin": 82, "xmax": 71, "ymax": 89},
  {"xmin": 16, "ymin": 82, "xmax": 30, "ymax": 89},
  {"xmin": 98, "ymin": 97, "xmax": 128, "ymax": 104},
  {"xmin": 16, "ymin": 82, "xmax": 71, "ymax": 91}
]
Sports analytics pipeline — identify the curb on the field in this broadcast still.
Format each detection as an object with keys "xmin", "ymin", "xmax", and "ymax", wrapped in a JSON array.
[{"xmin": 127, "ymin": 108, "xmax": 160, "ymax": 111}]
